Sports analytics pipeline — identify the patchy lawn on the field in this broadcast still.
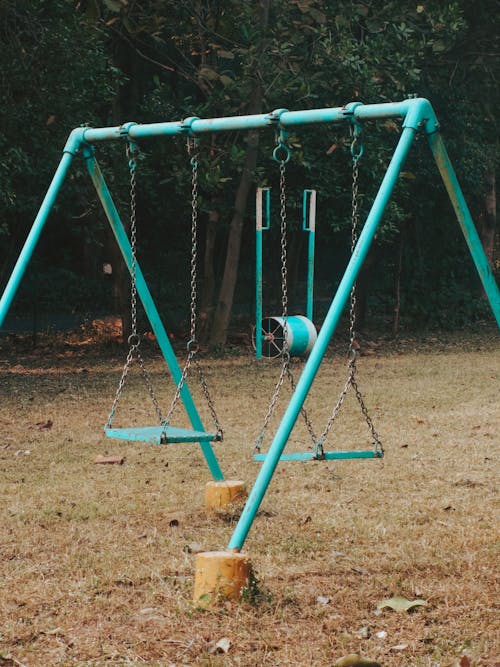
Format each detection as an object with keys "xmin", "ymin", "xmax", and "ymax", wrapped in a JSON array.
[{"xmin": 0, "ymin": 328, "xmax": 498, "ymax": 666}]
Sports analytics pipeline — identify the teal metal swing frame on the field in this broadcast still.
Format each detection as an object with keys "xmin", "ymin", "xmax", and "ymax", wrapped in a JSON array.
[{"xmin": 0, "ymin": 99, "xmax": 498, "ymax": 531}]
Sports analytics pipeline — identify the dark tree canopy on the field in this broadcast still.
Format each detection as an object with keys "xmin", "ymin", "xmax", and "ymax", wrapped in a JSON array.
[{"xmin": 0, "ymin": 0, "xmax": 498, "ymax": 339}]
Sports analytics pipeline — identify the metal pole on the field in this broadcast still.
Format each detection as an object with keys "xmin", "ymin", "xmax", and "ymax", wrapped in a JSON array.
[
  {"xmin": 0, "ymin": 151, "xmax": 75, "ymax": 327},
  {"xmin": 427, "ymin": 132, "xmax": 500, "ymax": 326},
  {"xmin": 83, "ymin": 150, "xmax": 224, "ymax": 481},
  {"xmin": 255, "ymin": 188, "xmax": 264, "ymax": 359},
  {"xmin": 228, "ymin": 126, "xmax": 417, "ymax": 551},
  {"xmin": 303, "ymin": 189, "xmax": 316, "ymax": 322},
  {"xmin": 78, "ymin": 100, "xmax": 416, "ymax": 145},
  {"xmin": 255, "ymin": 187, "xmax": 270, "ymax": 359}
]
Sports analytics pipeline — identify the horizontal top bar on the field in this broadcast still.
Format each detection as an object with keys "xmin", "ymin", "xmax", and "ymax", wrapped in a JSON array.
[{"xmin": 70, "ymin": 98, "xmax": 437, "ymax": 149}]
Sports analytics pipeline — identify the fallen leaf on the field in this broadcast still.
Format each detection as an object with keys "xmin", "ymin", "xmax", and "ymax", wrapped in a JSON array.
[
  {"xmin": 377, "ymin": 595, "xmax": 426, "ymax": 612},
  {"xmin": 316, "ymin": 595, "xmax": 331, "ymax": 605},
  {"xmin": 94, "ymin": 455, "xmax": 125, "ymax": 465},
  {"xmin": 208, "ymin": 637, "xmax": 231, "ymax": 654},
  {"xmin": 334, "ymin": 654, "xmax": 381, "ymax": 667},
  {"xmin": 459, "ymin": 656, "xmax": 471, "ymax": 667},
  {"xmin": 390, "ymin": 643, "xmax": 408, "ymax": 651}
]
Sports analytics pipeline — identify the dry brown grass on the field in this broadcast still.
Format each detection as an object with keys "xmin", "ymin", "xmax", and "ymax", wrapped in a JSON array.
[{"xmin": 0, "ymin": 328, "xmax": 498, "ymax": 666}]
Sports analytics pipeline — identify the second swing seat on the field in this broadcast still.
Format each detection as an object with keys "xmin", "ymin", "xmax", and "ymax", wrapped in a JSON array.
[
  {"xmin": 253, "ymin": 450, "xmax": 383, "ymax": 462},
  {"xmin": 105, "ymin": 425, "xmax": 219, "ymax": 445}
]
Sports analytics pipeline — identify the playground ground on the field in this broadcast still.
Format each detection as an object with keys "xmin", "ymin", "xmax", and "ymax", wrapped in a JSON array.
[{"xmin": 0, "ymin": 326, "xmax": 498, "ymax": 666}]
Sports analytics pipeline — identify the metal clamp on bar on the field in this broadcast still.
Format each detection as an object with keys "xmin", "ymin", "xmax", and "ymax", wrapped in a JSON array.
[
  {"xmin": 119, "ymin": 122, "xmax": 139, "ymax": 157},
  {"xmin": 269, "ymin": 109, "xmax": 291, "ymax": 164},
  {"xmin": 119, "ymin": 121, "xmax": 138, "ymax": 137},
  {"xmin": 180, "ymin": 116, "xmax": 200, "ymax": 135},
  {"xmin": 181, "ymin": 116, "xmax": 200, "ymax": 152},
  {"xmin": 267, "ymin": 108, "xmax": 289, "ymax": 126},
  {"xmin": 341, "ymin": 101, "xmax": 363, "ymax": 119}
]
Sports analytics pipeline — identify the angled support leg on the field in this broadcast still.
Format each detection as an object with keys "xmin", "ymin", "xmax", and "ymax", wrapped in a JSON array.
[
  {"xmin": 228, "ymin": 126, "xmax": 417, "ymax": 552},
  {"xmin": 427, "ymin": 132, "xmax": 500, "ymax": 326},
  {"xmin": 0, "ymin": 150, "xmax": 76, "ymax": 327},
  {"xmin": 83, "ymin": 148, "xmax": 224, "ymax": 481}
]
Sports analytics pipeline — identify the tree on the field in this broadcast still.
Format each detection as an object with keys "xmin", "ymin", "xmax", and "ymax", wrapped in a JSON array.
[{"xmin": 0, "ymin": 0, "xmax": 118, "ymax": 312}]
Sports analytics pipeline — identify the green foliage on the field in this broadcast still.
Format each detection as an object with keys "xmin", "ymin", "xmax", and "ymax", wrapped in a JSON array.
[{"xmin": 0, "ymin": 0, "xmax": 497, "ymax": 330}]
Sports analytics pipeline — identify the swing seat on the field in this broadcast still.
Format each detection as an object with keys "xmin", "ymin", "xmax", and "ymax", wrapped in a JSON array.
[
  {"xmin": 105, "ymin": 425, "xmax": 218, "ymax": 445},
  {"xmin": 253, "ymin": 449, "xmax": 383, "ymax": 462}
]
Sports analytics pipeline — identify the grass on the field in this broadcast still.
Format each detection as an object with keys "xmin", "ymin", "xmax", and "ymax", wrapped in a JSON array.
[{"xmin": 0, "ymin": 327, "xmax": 498, "ymax": 666}]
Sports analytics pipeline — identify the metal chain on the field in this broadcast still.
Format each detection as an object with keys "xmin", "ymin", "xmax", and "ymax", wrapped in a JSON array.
[
  {"xmin": 189, "ymin": 143, "xmax": 199, "ymax": 344},
  {"xmin": 162, "ymin": 140, "xmax": 199, "ymax": 428},
  {"xmin": 279, "ymin": 161, "xmax": 289, "ymax": 330},
  {"xmin": 255, "ymin": 157, "xmax": 289, "ymax": 452},
  {"xmin": 285, "ymin": 364, "xmax": 317, "ymax": 444},
  {"xmin": 254, "ymin": 353, "xmax": 288, "ymax": 452},
  {"xmin": 194, "ymin": 358, "xmax": 223, "ymax": 440},
  {"xmin": 161, "ymin": 138, "xmax": 223, "ymax": 438},
  {"xmin": 105, "ymin": 142, "xmax": 167, "ymax": 430},
  {"xmin": 315, "ymin": 133, "xmax": 383, "ymax": 456},
  {"xmin": 255, "ymin": 149, "xmax": 316, "ymax": 452},
  {"xmin": 129, "ymin": 144, "xmax": 138, "ymax": 339}
]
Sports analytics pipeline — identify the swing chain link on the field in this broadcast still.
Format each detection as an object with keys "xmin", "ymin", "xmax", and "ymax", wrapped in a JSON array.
[
  {"xmin": 162, "ymin": 138, "xmax": 223, "ymax": 440},
  {"xmin": 315, "ymin": 129, "xmax": 383, "ymax": 457},
  {"xmin": 161, "ymin": 140, "xmax": 199, "ymax": 430},
  {"xmin": 194, "ymin": 358, "xmax": 223, "ymax": 440},
  {"xmin": 188, "ymin": 138, "xmax": 199, "ymax": 344},
  {"xmin": 255, "ymin": 155, "xmax": 290, "ymax": 452},
  {"xmin": 279, "ymin": 160, "xmax": 289, "ymax": 329},
  {"xmin": 255, "ymin": 146, "xmax": 316, "ymax": 452},
  {"xmin": 128, "ymin": 144, "xmax": 139, "ymax": 340},
  {"xmin": 254, "ymin": 354, "xmax": 288, "ymax": 452},
  {"xmin": 285, "ymin": 364, "xmax": 318, "ymax": 445},
  {"xmin": 106, "ymin": 142, "xmax": 166, "ymax": 429}
]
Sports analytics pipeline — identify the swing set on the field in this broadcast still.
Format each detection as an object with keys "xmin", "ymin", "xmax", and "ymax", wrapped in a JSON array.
[{"xmin": 0, "ymin": 100, "xmax": 499, "ymax": 573}]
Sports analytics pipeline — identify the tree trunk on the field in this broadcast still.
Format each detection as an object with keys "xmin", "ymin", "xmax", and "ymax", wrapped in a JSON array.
[
  {"xmin": 478, "ymin": 166, "xmax": 496, "ymax": 268},
  {"xmin": 208, "ymin": 0, "xmax": 270, "ymax": 348},
  {"xmin": 199, "ymin": 208, "xmax": 219, "ymax": 342},
  {"xmin": 208, "ymin": 127, "xmax": 261, "ymax": 347},
  {"xmin": 392, "ymin": 222, "xmax": 406, "ymax": 337}
]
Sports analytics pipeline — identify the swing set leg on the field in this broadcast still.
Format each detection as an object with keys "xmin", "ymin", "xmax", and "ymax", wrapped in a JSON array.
[{"xmin": 193, "ymin": 124, "xmax": 419, "ymax": 605}]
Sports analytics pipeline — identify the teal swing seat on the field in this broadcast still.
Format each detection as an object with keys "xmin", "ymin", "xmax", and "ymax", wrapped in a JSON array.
[
  {"xmin": 253, "ymin": 449, "xmax": 382, "ymax": 462},
  {"xmin": 105, "ymin": 425, "xmax": 219, "ymax": 445}
]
